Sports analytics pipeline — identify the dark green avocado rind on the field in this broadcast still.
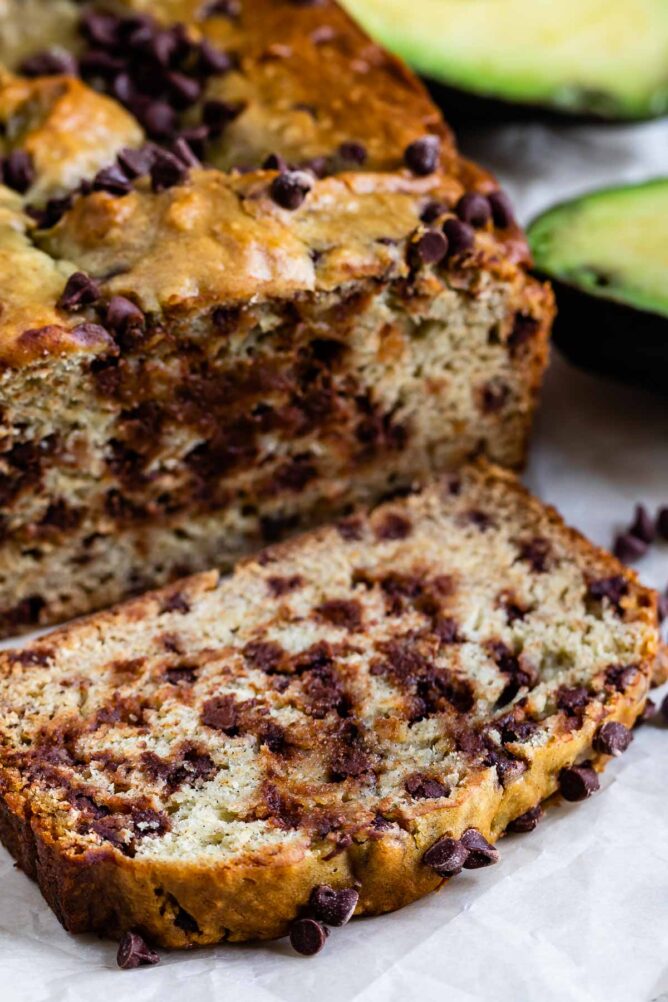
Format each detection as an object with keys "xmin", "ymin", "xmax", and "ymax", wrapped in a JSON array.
[{"xmin": 528, "ymin": 179, "xmax": 668, "ymax": 396}]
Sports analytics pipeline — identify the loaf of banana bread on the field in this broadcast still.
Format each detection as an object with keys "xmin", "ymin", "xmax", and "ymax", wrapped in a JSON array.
[
  {"xmin": 0, "ymin": 0, "xmax": 553, "ymax": 635},
  {"xmin": 0, "ymin": 463, "xmax": 657, "ymax": 950}
]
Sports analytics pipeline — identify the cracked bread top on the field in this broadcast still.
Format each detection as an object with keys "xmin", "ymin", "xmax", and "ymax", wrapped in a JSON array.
[
  {"xmin": 0, "ymin": 0, "xmax": 537, "ymax": 367},
  {"xmin": 0, "ymin": 463, "xmax": 657, "ymax": 873}
]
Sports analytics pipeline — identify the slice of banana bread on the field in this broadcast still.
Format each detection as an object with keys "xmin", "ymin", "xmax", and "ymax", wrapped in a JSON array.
[
  {"xmin": 0, "ymin": 0, "xmax": 553, "ymax": 636},
  {"xmin": 0, "ymin": 463, "xmax": 657, "ymax": 949}
]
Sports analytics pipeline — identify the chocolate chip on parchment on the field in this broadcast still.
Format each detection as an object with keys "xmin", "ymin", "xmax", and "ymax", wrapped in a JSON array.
[
  {"xmin": 640, "ymin": 697, "xmax": 657, "ymax": 723},
  {"xmin": 116, "ymin": 931, "xmax": 160, "ymax": 969},
  {"xmin": 443, "ymin": 217, "xmax": 475, "ymax": 257},
  {"xmin": 57, "ymin": 271, "xmax": 101, "ymax": 311},
  {"xmin": 422, "ymin": 836, "xmax": 468, "ymax": 877},
  {"xmin": 289, "ymin": 917, "xmax": 329, "ymax": 956},
  {"xmin": 404, "ymin": 135, "xmax": 440, "ymax": 176},
  {"xmin": 656, "ymin": 507, "xmax": 668, "ymax": 541},
  {"xmin": 270, "ymin": 170, "xmax": 313, "ymax": 210},
  {"xmin": 661, "ymin": 694, "xmax": 668, "ymax": 723},
  {"xmin": 628, "ymin": 504, "xmax": 655, "ymax": 544},
  {"xmin": 487, "ymin": 189, "xmax": 515, "ymax": 228},
  {"xmin": 309, "ymin": 885, "xmax": 359, "ymax": 927},
  {"xmin": 460, "ymin": 828, "xmax": 499, "ymax": 868},
  {"xmin": 614, "ymin": 532, "xmax": 648, "ymax": 564},
  {"xmin": 455, "ymin": 193, "xmax": 491, "ymax": 228},
  {"xmin": 558, "ymin": 762, "xmax": 600, "ymax": 802},
  {"xmin": 507, "ymin": 805, "xmax": 543, "ymax": 833},
  {"xmin": 593, "ymin": 721, "xmax": 633, "ymax": 757}
]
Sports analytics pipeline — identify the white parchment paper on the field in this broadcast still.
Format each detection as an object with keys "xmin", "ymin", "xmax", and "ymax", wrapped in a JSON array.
[{"xmin": 1, "ymin": 118, "xmax": 668, "ymax": 1002}]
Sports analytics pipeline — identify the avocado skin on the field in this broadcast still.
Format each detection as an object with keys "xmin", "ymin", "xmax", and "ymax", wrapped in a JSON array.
[
  {"xmin": 425, "ymin": 80, "xmax": 652, "ymax": 126},
  {"xmin": 540, "ymin": 277, "xmax": 668, "ymax": 396}
]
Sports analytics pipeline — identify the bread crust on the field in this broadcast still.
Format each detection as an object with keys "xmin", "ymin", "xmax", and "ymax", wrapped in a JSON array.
[{"xmin": 0, "ymin": 463, "xmax": 657, "ymax": 948}]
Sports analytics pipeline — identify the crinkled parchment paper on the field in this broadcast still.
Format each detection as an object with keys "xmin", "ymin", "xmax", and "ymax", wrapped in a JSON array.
[{"xmin": 1, "ymin": 118, "xmax": 667, "ymax": 1002}]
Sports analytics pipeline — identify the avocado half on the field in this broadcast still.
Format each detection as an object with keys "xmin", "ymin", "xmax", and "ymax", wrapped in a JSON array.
[
  {"xmin": 341, "ymin": 0, "xmax": 668, "ymax": 121},
  {"xmin": 528, "ymin": 179, "xmax": 668, "ymax": 395}
]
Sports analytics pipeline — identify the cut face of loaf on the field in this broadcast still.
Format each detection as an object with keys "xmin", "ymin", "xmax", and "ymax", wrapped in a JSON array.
[
  {"xmin": 0, "ymin": 0, "xmax": 553, "ymax": 636},
  {"xmin": 0, "ymin": 463, "xmax": 657, "ymax": 948}
]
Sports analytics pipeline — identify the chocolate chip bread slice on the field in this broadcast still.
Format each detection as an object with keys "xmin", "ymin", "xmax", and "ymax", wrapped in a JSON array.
[
  {"xmin": 0, "ymin": 462, "xmax": 657, "ymax": 949},
  {"xmin": 0, "ymin": 0, "xmax": 553, "ymax": 636}
]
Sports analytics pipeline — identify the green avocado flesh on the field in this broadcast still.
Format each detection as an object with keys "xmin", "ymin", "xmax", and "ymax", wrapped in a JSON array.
[
  {"xmin": 341, "ymin": 0, "xmax": 668, "ymax": 119},
  {"xmin": 528, "ymin": 180, "xmax": 668, "ymax": 317}
]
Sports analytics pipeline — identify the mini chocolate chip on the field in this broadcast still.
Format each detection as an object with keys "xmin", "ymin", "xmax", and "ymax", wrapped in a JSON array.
[
  {"xmin": 338, "ymin": 141, "xmax": 367, "ymax": 165},
  {"xmin": 136, "ymin": 100, "xmax": 178, "ymax": 140},
  {"xmin": 201, "ymin": 0, "xmax": 241, "ymax": 16},
  {"xmin": 593, "ymin": 721, "xmax": 633, "ymax": 757},
  {"xmin": 106, "ymin": 296, "xmax": 145, "ymax": 334},
  {"xmin": 587, "ymin": 575, "xmax": 628, "ymax": 609},
  {"xmin": 150, "ymin": 148, "xmax": 189, "ymax": 191},
  {"xmin": 289, "ymin": 917, "xmax": 328, "ymax": 956},
  {"xmin": 656, "ymin": 507, "xmax": 668, "ymax": 540},
  {"xmin": 27, "ymin": 194, "xmax": 72, "ymax": 229},
  {"xmin": 640, "ymin": 697, "xmax": 657, "ymax": 723},
  {"xmin": 628, "ymin": 504, "xmax": 655, "ymax": 544},
  {"xmin": 170, "ymin": 137, "xmax": 201, "ymax": 168},
  {"xmin": 420, "ymin": 199, "xmax": 448, "ymax": 224},
  {"xmin": 116, "ymin": 931, "xmax": 160, "ymax": 969},
  {"xmin": 659, "ymin": 590, "xmax": 668, "ymax": 623},
  {"xmin": 263, "ymin": 152, "xmax": 288, "ymax": 171},
  {"xmin": 201, "ymin": 98, "xmax": 245, "ymax": 134},
  {"xmin": 404, "ymin": 135, "xmax": 440, "ymax": 176},
  {"xmin": 488, "ymin": 190, "xmax": 515, "ymax": 228},
  {"xmin": 660, "ymin": 693, "xmax": 668, "ymax": 723},
  {"xmin": 309, "ymin": 885, "xmax": 359, "ymax": 926},
  {"xmin": 3, "ymin": 150, "xmax": 35, "ymax": 193},
  {"xmin": 92, "ymin": 164, "xmax": 132, "ymax": 196},
  {"xmin": 443, "ymin": 217, "xmax": 475, "ymax": 257},
  {"xmin": 507, "ymin": 805, "xmax": 543, "ymax": 833},
  {"xmin": 460, "ymin": 828, "xmax": 499, "ymax": 868},
  {"xmin": 409, "ymin": 230, "xmax": 448, "ymax": 267},
  {"xmin": 79, "ymin": 49, "xmax": 125, "ymax": 78},
  {"xmin": 270, "ymin": 170, "xmax": 312, "ymax": 210},
  {"xmin": 57, "ymin": 272, "xmax": 101, "ymax": 311},
  {"xmin": 201, "ymin": 695, "xmax": 237, "ymax": 734},
  {"xmin": 558, "ymin": 763, "xmax": 600, "ymax": 802},
  {"xmin": 165, "ymin": 70, "xmax": 202, "ymax": 109},
  {"xmin": 20, "ymin": 49, "xmax": 78, "ymax": 76},
  {"xmin": 423, "ymin": 836, "xmax": 468, "ymax": 877},
  {"xmin": 177, "ymin": 125, "xmax": 210, "ymax": 158},
  {"xmin": 508, "ymin": 312, "xmax": 539, "ymax": 353},
  {"xmin": 455, "ymin": 193, "xmax": 491, "ymax": 228},
  {"xmin": 614, "ymin": 532, "xmax": 648, "ymax": 564},
  {"xmin": 117, "ymin": 146, "xmax": 155, "ymax": 179}
]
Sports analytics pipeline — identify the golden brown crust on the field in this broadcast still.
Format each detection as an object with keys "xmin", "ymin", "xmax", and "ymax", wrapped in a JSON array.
[{"xmin": 0, "ymin": 463, "xmax": 658, "ymax": 947}]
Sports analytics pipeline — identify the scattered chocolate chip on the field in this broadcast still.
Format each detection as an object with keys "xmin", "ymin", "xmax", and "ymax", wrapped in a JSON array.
[
  {"xmin": 660, "ymin": 694, "xmax": 668, "ymax": 723},
  {"xmin": 309, "ymin": 885, "xmax": 359, "ymax": 927},
  {"xmin": 338, "ymin": 141, "xmax": 367, "ymax": 165},
  {"xmin": 263, "ymin": 152, "xmax": 288, "ymax": 172},
  {"xmin": 507, "ymin": 805, "xmax": 543, "ymax": 833},
  {"xmin": 409, "ymin": 230, "xmax": 448, "ymax": 268},
  {"xmin": 170, "ymin": 136, "xmax": 201, "ymax": 168},
  {"xmin": 137, "ymin": 100, "xmax": 178, "ymax": 140},
  {"xmin": 81, "ymin": 10, "xmax": 120, "ymax": 49},
  {"xmin": 375, "ymin": 513, "xmax": 411, "ymax": 540},
  {"xmin": 423, "ymin": 836, "xmax": 468, "ymax": 877},
  {"xmin": 404, "ymin": 135, "xmax": 440, "ymax": 176},
  {"xmin": 117, "ymin": 931, "xmax": 160, "ymax": 969},
  {"xmin": 20, "ymin": 49, "xmax": 78, "ymax": 76},
  {"xmin": 420, "ymin": 199, "xmax": 448, "ymax": 224},
  {"xmin": 57, "ymin": 271, "xmax": 101, "ymax": 311},
  {"xmin": 289, "ymin": 917, "xmax": 328, "ymax": 956},
  {"xmin": 443, "ymin": 217, "xmax": 475, "ymax": 258},
  {"xmin": 201, "ymin": 0, "xmax": 241, "ymax": 17},
  {"xmin": 593, "ymin": 721, "xmax": 633, "ymax": 757},
  {"xmin": 460, "ymin": 828, "xmax": 499, "ymax": 868},
  {"xmin": 587, "ymin": 575, "xmax": 628, "ymax": 610},
  {"xmin": 604, "ymin": 663, "xmax": 638, "ymax": 692},
  {"xmin": 481, "ymin": 378, "xmax": 509, "ymax": 413},
  {"xmin": 198, "ymin": 39, "xmax": 234, "ymax": 75},
  {"xmin": 2, "ymin": 150, "xmax": 35, "ymax": 193},
  {"xmin": 405, "ymin": 773, "xmax": 449, "ymax": 799},
  {"xmin": 628, "ymin": 504, "xmax": 655, "ymax": 544},
  {"xmin": 269, "ymin": 170, "xmax": 312, "ymax": 210},
  {"xmin": 657, "ymin": 507, "xmax": 668, "ymax": 540},
  {"xmin": 518, "ymin": 537, "xmax": 551, "ymax": 573},
  {"xmin": 202, "ymin": 98, "xmax": 245, "ymax": 134},
  {"xmin": 614, "ymin": 532, "xmax": 648, "ymax": 564},
  {"xmin": 487, "ymin": 190, "xmax": 515, "ymax": 228},
  {"xmin": 658, "ymin": 590, "xmax": 668, "ymax": 623},
  {"xmin": 165, "ymin": 70, "xmax": 202, "ymax": 109},
  {"xmin": 316, "ymin": 598, "xmax": 362, "ymax": 632},
  {"xmin": 26, "ymin": 194, "xmax": 73, "ymax": 229},
  {"xmin": 558, "ymin": 762, "xmax": 600, "ymax": 802},
  {"xmin": 455, "ymin": 193, "xmax": 491, "ymax": 228},
  {"xmin": 508, "ymin": 312, "xmax": 539, "ymax": 353},
  {"xmin": 640, "ymin": 697, "xmax": 657, "ymax": 723},
  {"xmin": 150, "ymin": 148, "xmax": 189, "ymax": 191}
]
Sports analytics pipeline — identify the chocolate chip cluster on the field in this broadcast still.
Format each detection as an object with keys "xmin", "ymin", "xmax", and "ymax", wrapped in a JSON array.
[{"xmin": 612, "ymin": 503, "xmax": 668, "ymax": 619}]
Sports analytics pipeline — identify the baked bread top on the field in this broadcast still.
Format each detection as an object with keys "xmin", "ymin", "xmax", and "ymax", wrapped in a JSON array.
[
  {"xmin": 0, "ymin": 0, "xmax": 533, "ymax": 367},
  {"xmin": 0, "ymin": 463, "xmax": 657, "ymax": 945}
]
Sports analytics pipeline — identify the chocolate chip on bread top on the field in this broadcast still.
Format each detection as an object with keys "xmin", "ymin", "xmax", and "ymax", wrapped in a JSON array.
[
  {"xmin": 0, "ymin": 0, "xmax": 553, "ymax": 637},
  {"xmin": 0, "ymin": 464, "xmax": 657, "ymax": 949}
]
